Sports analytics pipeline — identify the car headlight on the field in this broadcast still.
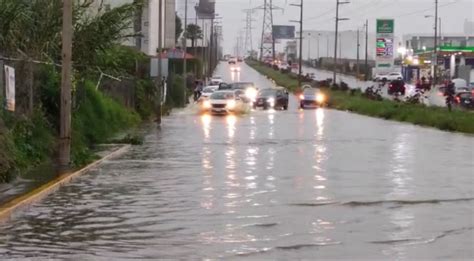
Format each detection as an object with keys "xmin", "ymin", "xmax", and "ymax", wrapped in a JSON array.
[
  {"xmin": 245, "ymin": 88, "xmax": 258, "ymax": 101},
  {"xmin": 202, "ymin": 100, "xmax": 211, "ymax": 109},
  {"xmin": 226, "ymin": 100, "xmax": 236, "ymax": 109},
  {"xmin": 237, "ymin": 67, "xmax": 241, "ymax": 71},
  {"xmin": 299, "ymin": 94, "xmax": 305, "ymax": 100},
  {"xmin": 316, "ymin": 93, "xmax": 325, "ymax": 103},
  {"xmin": 267, "ymin": 97, "xmax": 275, "ymax": 106}
]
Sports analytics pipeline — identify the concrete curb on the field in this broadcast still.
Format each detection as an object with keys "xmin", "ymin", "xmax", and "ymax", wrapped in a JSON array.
[{"xmin": 0, "ymin": 145, "xmax": 131, "ymax": 222}]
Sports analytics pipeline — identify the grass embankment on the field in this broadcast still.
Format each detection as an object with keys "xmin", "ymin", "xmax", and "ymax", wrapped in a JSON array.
[{"xmin": 247, "ymin": 60, "xmax": 474, "ymax": 134}]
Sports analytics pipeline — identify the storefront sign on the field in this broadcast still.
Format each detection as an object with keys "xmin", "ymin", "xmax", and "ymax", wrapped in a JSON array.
[{"xmin": 375, "ymin": 19, "xmax": 395, "ymax": 72}]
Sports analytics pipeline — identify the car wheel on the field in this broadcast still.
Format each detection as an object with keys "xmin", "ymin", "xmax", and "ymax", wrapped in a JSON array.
[{"xmin": 283, "ymin": 104, "xmax": 288, "ymax": 110}]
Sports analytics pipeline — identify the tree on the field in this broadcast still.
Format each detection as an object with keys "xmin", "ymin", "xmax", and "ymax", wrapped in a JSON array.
[
  {"xmin": 184, "ymin": 24, "xmax": 203, "ymax": 49},
  {"xmin": 175, "ymin": 13, "xmax": 183, "ymax": 43}
]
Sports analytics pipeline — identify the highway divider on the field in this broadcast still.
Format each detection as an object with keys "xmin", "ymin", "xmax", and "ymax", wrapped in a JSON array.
[{"xmin": 247, "ymin": 60, "xmax": 474, "ymax": 134}]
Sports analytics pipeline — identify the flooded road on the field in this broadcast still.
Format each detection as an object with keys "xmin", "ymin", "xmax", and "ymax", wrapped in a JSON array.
[{"xmin": 0, "ymin": 63, "xmax": 473, "ymax": 260}]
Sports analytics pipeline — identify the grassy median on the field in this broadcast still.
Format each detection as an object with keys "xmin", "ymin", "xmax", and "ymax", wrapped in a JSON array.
[{"xmin": 247, "ymin": 60, "xmax": 474, "ymax": 134}]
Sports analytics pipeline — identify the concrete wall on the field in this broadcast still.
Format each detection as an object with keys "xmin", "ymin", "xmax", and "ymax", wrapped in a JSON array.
[{"xmin": 164, "ymin": 0, "xmax": 176, "ymax": 48}]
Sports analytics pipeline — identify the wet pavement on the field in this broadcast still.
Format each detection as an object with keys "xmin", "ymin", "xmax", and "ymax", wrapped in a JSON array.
[{"xmin": 0, "ymin": 62, "xmax": 473, "ymax": 260}]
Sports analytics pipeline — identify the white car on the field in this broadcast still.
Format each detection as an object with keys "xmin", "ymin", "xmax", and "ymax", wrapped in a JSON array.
[
  {"xmin": 228, "ymin": 57, "xmax": 237, "ymax": 64},
  {"xmin": 201, "ymin": 90, "xmax": 249, "ymax": 114},
  {"xmin": 209, "ymin": 76, "xmax": 223, "ymax": 85},
  {"xmin": 375, "ymin": 72, "xmax": 403, "ymax": 81},
  {"xmin": 201, "ymin": 86, "xmax": 219, "ymax": 99}
]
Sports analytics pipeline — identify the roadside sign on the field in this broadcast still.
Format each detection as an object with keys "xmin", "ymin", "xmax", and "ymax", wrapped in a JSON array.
[
  {"xmin": 376, "ymin": 19, "xmax": 394, "ymax": 34},
  {"xmin": 375, "ymin": 19, "xmax": 395, "ymax": 73}
]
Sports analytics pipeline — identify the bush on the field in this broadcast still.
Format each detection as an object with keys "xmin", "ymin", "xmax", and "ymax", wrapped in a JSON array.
[{"xmin": 72, "ymin": 81, "xmax": 140, "ymax": 166}]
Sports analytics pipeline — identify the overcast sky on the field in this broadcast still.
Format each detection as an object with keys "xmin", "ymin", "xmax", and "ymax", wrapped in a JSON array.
[{"xmin": 204, "ymin": 0, "xmax": 473, "ymax": 54}]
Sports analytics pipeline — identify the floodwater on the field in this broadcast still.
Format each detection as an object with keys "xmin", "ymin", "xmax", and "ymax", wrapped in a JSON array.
[{"xmin": 0, "ymin": 63, "xmax": 473, "ymax": 260}]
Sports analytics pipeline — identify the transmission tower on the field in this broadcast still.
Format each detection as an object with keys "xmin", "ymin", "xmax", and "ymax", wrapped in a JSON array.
[
  {"xmin": 243, "ymin": 9, "xmax": 255, "ymax": 56},
  {"xmin": 255, "ymin": 0, "xmax": 282, "ymax": 61}
]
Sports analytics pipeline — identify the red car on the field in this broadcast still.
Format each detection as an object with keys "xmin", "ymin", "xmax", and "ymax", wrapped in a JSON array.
[{"xmin": 388, "ymin": 80, "xmax": 406, "ymax": 95}]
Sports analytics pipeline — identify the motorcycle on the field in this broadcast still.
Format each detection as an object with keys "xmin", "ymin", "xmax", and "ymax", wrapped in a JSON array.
[
  {"xmin": 405, "ymin": 88, "xmax": 425, "ymax": 105},
  {"xmin": 364, "ymin": 86, "xmax": 383, "ymax": 101}
]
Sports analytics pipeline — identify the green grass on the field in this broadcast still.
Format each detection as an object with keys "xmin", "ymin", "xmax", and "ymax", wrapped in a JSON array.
[{"xmin": 247, "ymin": 60, "xmax": 474, "ymax": 134}]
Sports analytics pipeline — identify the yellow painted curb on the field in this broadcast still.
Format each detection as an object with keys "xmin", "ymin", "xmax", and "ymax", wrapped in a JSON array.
[{"xmin": 0, "ymin": 145, "xmax": 131, "ymax": 221}]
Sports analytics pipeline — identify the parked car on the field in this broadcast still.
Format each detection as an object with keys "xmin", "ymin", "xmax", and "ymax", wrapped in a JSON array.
[
  {"xmin": 299, "ymin": 87, "xmax": 327, "ymax": 109},
  {"xmin": 254, "ymin": 87, "xmax": 289, "ymax": 110},
  {"xmin": 237, "ymin": 57, "xmax": 243, "ymax": 62},
  {"xmin": 388, "ymin": 79, "xmax": 406, "ymax": 95},
  {"xmin": 374, "ymin": 72, "xmax": 403, "ymax": 82},
  {"xmin": 210, "ymin": 76, "xmax": 223, "ymax": 85},
  {"xmin": 200, "ymin": 90, "xmax": 248, "ymax": 114},
  {"xmin": 455, "ymin": 91, "xmax": 474, "ymax": 109}
]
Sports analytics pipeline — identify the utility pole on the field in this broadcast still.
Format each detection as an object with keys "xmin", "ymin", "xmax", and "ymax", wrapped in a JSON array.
[
  {"xmin": 183, "ymin": 0, "xmax": 188, "ymax": 104},
  {"xmin": 59, "ymin": 0, "xmax": 73, "ymax": 170},
  {"xmin": 333, "ymin": 0, "xmax": 350, "ymax": 85},
  {"xmin": 356, "ymin": 28, "xmax": 360, "ymax": 79},
  {"xmin": 364, "ymin": 19, "xmax": 369, "ymax": 81},
  {"xmin": 209, "ymin": 17, "xmax": 214, "ymax": 76},
  {"xmin": 433, "ymin": 0, "xmax": 438, "ymax": 86},
  {"xmin": 307, "ymin": 33, "xmax": 311, "ymax": 61},
  {"xmin": 157, "ymin": 0, "xmax": 163, "ymax": 124},
  {"xmin": 290, "ymin": 0, "xmax": 303, "ymax": 88},
  {"xmin": 243, "ymin": 9, "xmax": 255, "ymax": 56}
]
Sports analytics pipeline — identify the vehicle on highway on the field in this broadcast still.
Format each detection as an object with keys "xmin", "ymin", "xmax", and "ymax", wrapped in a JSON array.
[
  {"xmin": 299, "ymin": 87, "xmax": 327, "ymax": 109},
  {"xmin": 374, "ymin": 72, "xmax": 403, "ymax": 82},
  {"xmin": 200, "ymin": 90, "xmax": 248, "ymax": 115},
  {"xmin": 254, "ymin": 87, "xmax": 289, "ymax": 110},
  {"xmin": 237, "ymin": 57, "xmax": 243, "ymax": 62},
  {"xmin": 228, "ymin": 57, "xmax": 237, "ymax": 64},
  {"xmin": 230, "ymin": 65, "xmax": 241, "ymax": 72},
  {"xmin": 455, "ymin": 91, "xmax": 474, "ymax": 109},
  {"xmin": 210, "ymin": 76, "xmax": 223, "ymax": 85},
  {"xmin": 201, "ymin": 86, "xmax": 219, "ymax": 99},
  {"xmin": 388, "ymin": 79, "xmax": 406, "ymax": 95},
  {"xmin": 229, "ymin": 82, "xmax": 259, "ymax": 102}
]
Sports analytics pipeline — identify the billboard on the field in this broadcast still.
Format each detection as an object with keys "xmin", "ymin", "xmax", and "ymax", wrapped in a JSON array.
[
  {"xmin": 272, "ymin": 25, "xmax": 295, "ymax": 39},
  {"xmin": 375, "ymin": 19, "xmax": 395, "ymax": 70}
]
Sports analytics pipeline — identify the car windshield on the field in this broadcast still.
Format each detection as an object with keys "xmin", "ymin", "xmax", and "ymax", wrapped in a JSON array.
[
  {"xmin": 303, "ymin": 88, "xmax": 318, "ymax": 95},
  {"xmin": 459, "ymin": 93, "xmax": 472, "ymax": 98},
  {"xmin": 259, "ymin": 89, "xmax": 277, "ymax": 96},
  {"xmin": 231, "ymin": 82, "xmax": 255, "ymax": 89},
  {"xmin": 203, "ymin": 87, "xmax": 216, "ymax": 93},
  {"xmin": 210, "ymin": 92, "xmax": 234, "ymax": 100}
]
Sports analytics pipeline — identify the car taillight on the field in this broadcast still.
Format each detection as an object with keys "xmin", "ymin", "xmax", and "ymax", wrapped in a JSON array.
[{"xmin": 456, "ymin": 97, "xmax": 461, "ymax": 103}]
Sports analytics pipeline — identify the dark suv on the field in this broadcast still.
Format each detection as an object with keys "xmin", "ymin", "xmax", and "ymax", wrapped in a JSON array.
[{"xmin": 254, "ymin": 87, "xmax": 289, "ymax": 110}]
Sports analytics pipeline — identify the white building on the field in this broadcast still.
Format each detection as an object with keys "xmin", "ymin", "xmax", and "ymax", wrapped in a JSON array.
[
  {"xmin": 93, "ymin": 0, "xmax": 176, "ymax": 56},
  {"xmin": 464, "ymin": 19, "xmax": 474, "ymax": 35}
]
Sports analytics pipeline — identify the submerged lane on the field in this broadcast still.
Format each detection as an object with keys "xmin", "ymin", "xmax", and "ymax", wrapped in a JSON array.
[{"xmin": 0, "ymin": 62, "xmax": 473, "ymax": 260}]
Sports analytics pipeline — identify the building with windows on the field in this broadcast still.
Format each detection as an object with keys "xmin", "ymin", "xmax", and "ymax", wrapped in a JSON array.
[{"xmin": 93, "ymin": 0, "xmax": 176, "ymax": 56}]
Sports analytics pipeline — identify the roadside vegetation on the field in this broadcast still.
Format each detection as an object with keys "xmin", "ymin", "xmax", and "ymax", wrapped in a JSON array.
[
  {"xmin": 247, "ymin": 60, "xmax": 474, "ymax": 134},
  {"xmin": 0, "ymin": 0, "xmax": 186, "ymax": 182}
]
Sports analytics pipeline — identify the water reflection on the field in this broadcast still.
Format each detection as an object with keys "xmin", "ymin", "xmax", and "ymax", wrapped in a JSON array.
[
  {"xmin": 201, "ymin": 114, "xmax": 212, "ymax": 141},
  {"xmin": 226, "ymin": 115, "xmax": 237, "ymax": 139},
  {"xmin": 268, "ymin": 113, "xmax": 275, "ymax": 139}
]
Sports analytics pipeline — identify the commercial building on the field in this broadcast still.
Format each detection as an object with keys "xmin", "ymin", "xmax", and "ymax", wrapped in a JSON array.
[{"xmin": 93, "ymin": 0, "xmax": 176, "ymax": 56}]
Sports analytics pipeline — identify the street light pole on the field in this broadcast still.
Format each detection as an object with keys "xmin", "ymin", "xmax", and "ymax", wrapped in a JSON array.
[
  {"xmin": 365, "ymin": 19, "xmax": 369, "ymax": 81},
  {"xmin": 433, "ymin": 0, "xmax": 438, "ymax": 86},
  {"xmin": 356, "ymin": 28, "xmax": 360, "ymax": 79},
  {"xmin": 290, "ymin": 0, "xmax": 303, "ymax": 88},
  {"xmin": 183, "ymin": 0, "xmax": 188, "ymax": 105},
  {"xmin": 333, "ymin": 0, "xmax": 350, "ymax": 85}
]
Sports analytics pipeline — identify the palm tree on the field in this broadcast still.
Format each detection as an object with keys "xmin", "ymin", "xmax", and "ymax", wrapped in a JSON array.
[{"xmin": 184, "ymin": 24, "xmax": 203, "ymax": 49}]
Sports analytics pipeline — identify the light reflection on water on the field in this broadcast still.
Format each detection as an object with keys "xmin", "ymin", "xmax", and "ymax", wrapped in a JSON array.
[{"xmin": 0, "ymin": 64, "xmax": 473, "ymax": 260}]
